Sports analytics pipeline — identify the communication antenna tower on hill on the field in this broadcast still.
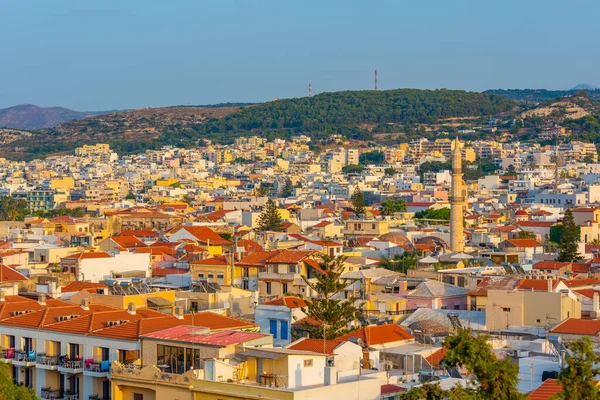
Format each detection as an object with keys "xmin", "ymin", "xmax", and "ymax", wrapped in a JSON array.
[
  {"xmin": 309, "ymin": 83, "xmax": 312, "ymax": 97},
  {"xmin": 374, "ymin": 70, "xmax": 378, "ymax": 91}
]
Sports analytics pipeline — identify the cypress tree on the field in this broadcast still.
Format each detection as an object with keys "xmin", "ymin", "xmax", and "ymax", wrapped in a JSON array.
[
  {"xmin": 257, "ymin": 199, "xmax": 283, "ymax": 232},
  {"xmin": 557, "ymin": 208, "xmax": 582, "ymax": 262},
  {"xmin": 282, "ymin": 178, "xmax": 294, "ymax": 198},
  {"xmin": 351, "ymin": 186, "xmax": 366, "ymax": 217}
]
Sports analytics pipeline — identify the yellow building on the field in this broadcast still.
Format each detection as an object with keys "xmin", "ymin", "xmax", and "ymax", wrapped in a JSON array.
[
  {"xmin": 49, "ymin": 177, "xmax": 75, "ymax": 190},
  {"xmin": 156, "ymin": 178, "xmax": 179, "ymax": 187},
  {"xmin": 343, "ymin": 219, "xmax": 389, "ymax": 238},
  {"xmin": 486, "ymin": 289, "xmax": 581, "ymax": 330},
  {"xmin": 190, "ymin": 256, "xmax": 233, "ymax": 286}
]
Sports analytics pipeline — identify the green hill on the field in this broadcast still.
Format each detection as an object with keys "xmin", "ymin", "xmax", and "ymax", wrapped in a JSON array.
[
  {"xmin": 485, "ymin": 88, "xmax": 600, "ymax": 103},
  {"xmin": 0, "ymin": 89, "xmax": 514, "ymax": 159},
  {"xmin": 195, "ymin": 88, "xmax": 514, "ymax": 143}
]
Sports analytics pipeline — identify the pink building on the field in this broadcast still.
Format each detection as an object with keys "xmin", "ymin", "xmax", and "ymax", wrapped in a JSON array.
[{"xmin": 406, "ymin": 280, "xmax": 469, "ymax": 311}]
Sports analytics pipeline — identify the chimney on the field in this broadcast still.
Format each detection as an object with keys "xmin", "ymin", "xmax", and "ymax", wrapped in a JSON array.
[
  {"xmin": 175, "ymin": 306, "xmax": 184, "ymax": 319},
  {"xmin": 594, "ymin": 292, "xmax": 600, "ymax": 313},
  {"xmin": 127, "ymin": 302, "xmax": 136, "ymax": 315},
  {"xmin": 547, "ymin": 279, "xmax": 553, "ymax": 293},
  {"xmin": 0, "ymin": 292, "xmax": 5, "ymax": 302},
  {"xmin": 81, "ymin": 298, "xmax": 90, "ymax": 311},
  {"xmin": 38, "ymin": 294, "xmax": 46, "ymax": 306}
]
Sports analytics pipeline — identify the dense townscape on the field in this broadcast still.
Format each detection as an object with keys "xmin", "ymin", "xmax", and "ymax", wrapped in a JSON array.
[{"xmin": 0, "ymin": 103, "xmax": 599, "ymax": 400}]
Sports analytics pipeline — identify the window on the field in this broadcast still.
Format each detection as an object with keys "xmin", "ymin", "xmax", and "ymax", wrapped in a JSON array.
[
  {"xmin": 454, "ymin": 304, "xmax": 460, "ymax": 310},
  {"xmin": 372, "ymin": 224, "xmax": 376, "ymax": 230},
  {"xmin": 266, "ymin": 282, "xmax": 272, "ymax": 294},
  {"xmin": 217, "ymin": 274, "xmax": 224, "ymax": 280},
  {"xmin": 134, "ymin": 394, "xmax": 144, "ymax": 400},
  {"xmin": 282, "ymin": 283, "xmax": 288, "ymax": 294},
  {"xmin": 304, "ymin": 359, "xmax": 313, "ymax": 367},
  {"xmin": 280, "ymin": 321, "xmax": 289, "ymax": 341},
  {"xmin": 198, "ymin": 273, "xmax": 204, "ymax": 278},
  {"xmin": 269, "ymin": 320, "xmax": 278, "ymax": 339},
  {"xmin": 501, "ymin": 307, "xmax": 511, "ymax": 312}
]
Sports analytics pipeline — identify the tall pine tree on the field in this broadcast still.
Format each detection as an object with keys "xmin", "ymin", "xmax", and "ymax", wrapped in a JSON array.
[
  {"xmin": 554, "ymin": 337, "xmax": 600, "ymax": 400},
  {"xmin": 351, "ymin": 186, "xmax": 366, "ymax": 217},
  {"xmin": 300, "ymin": 255, "xmax": 358, "ymax": 340},
  {"xmin": 257, "ymin": 199, "xmax": 283, "ymax": 232},
  {"xmin": 282, "ymin": 178, "xmax": 294, "ymax": 198},
  {"xmin": 557, "ymin": 208, "xmax": 582, "ymax": 262}
]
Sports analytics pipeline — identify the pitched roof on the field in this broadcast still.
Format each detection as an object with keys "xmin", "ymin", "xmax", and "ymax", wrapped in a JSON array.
[
  {"xmin": 0, "ymin": 264, "xmax": 28, "ymax": 282},
  {"xmin": 63, "ymin": 251, "xmax": 112, "ymax": 260},
  {"xmin": 338, "ymin": 324, "xmax": 413, "ymax": 346},
  {"xmin": 503, "ymin": 239, "xmax": 543, "ymax": 248},
  {"xmin": 533, "ymin": 261, "xmax": 572, "ymax": 270},
  {"xmin": 562, "ymin": 278, "xmax": 600, "ymax": 288},
  {"xmin": 408, "ymin": 280, "xmax": 468, "ymax": 298},
  {"xmin": 516, "ymin": 279, "xmax": 562, "ymax": 291},
  {"xmin": 61, "ymin": 281, "xmax": 107, "ymax": 293},
  {"xmin": 551, "ymin": 318, "xmax": 600, "ymax": 336},
  {"xmin": 110, "ymin": 235, "xmax": 147, "ymax": 249},
  {"xmin": 237, "ymin": 251, "xmax": 279, "ymax": 267},
  {"xmin": 527, "ymin": 379, "xmax": 563, "ymax": 400},
  {"xmin": 515, "ymin": 221, "xmax": 556, "ymax": 227},
  {"xmin": 425, "ymin": 347, "xmax": 447, "ymax": 367},
  {"xmin": 287, "ymin": 338, "xmax": 344, "ymax": 355},
  {"xmin": 262, "ymin": 296, "xmax": 306, "ymax": 308},
  {"xmin": 141, "ymin": 326, "xmax": 266, "ymax": 346},
  {"xmin": 169, "ymin": 226, "xmax": 232, "ymax": 246},
  {"xmin": 266, "ymin": 250, "xmax": 315, "ymax": 264}
]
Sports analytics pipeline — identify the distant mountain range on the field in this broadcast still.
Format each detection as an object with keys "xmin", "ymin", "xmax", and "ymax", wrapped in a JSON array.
[
  {"xmin": 0, "ymin": 104, "xmax": 109, "ymax": 130},
  {"xmin": 571, "ymin": 83, "xmax": 600, "ymax": 90}
]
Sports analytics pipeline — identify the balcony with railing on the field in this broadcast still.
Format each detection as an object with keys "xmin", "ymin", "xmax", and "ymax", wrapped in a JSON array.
[
  {"xmin": 88, "ymin": 395, "xmax": 111, "ymax": 400},
  {"xmin": 40, "ymin": 387, "xmax": 61, "ymax": 400},
  {"xmin": 13, "ymin": 350, "xmax": 36, "ymax": 366},
  {"xmin": 57, "ymin": 356, "xmax": 84, "ymax": 373},
  {"xmin": 111, "ymin": 361, "xmax": 200, "ymax": 387},
  {"xmin": 84, "ymin": 358, "xmax": 111, "ymax": 377},
  {"xmin": 258, "ymin": 272, "xmax": 296, "ymax": 282},
  {"xmin": 63, "ymin": 390, "xmax": 79, "ymax": 400},
  {"xmin": 0, "ymin": 348, "xmax": 15, "ymax": 362},
  {"xmin": 37, "ymin": 354, "xmax": 60, "ymax": 370}
]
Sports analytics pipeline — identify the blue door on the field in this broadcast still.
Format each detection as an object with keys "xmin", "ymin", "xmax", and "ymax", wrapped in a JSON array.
[
  {"xmin": 280, "ymin": 320, "xmax": 289, "ymax": 341},
  {"xmin": 269, "ymin": 319, "xmax": 278, "ymax": 339}
]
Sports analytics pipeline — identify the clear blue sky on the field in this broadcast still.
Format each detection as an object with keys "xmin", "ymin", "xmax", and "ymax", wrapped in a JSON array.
[{"xmin": 1, "ymin": 0, "xmax": 599, "ymax": 111}]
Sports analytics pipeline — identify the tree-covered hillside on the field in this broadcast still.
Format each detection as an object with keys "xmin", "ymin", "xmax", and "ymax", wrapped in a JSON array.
[
  {"xmin": 485, "ymin": 88, "xmax": 600, "ymax": 103},
  {"xmin": 197, "ymin": 89, "xmax": 514, "ymax": 143}
]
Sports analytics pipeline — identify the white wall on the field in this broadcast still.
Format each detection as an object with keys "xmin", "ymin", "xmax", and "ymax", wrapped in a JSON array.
[{"xmin": 80, "ymin": 252, "xmax": 150, "ymax": 282}]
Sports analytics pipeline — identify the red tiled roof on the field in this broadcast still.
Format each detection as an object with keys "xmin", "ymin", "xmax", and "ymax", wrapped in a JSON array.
[
  {"xmin": 562, "ymin": 278, "xmax": 600, "ymax": 288},
  {"xmin": 63, "ymin": 252, "xmax": 112, "ymax": 260},
  {"xmin": 287, "ymin": 338, "xmax": 344, "ymax": 355},
  {"xmin": 516, "ymin": 221, "xmax": 556, "ymax": 227},
  {"xmin": 292, "ymin": 316, "xmax": 322, "ymax": 327},
  {"xmin": 528, "ymin": 379, "xmax": 562, "ymax": 400},
  {"xmin": 574, "ymin": 289, "xmax": 598, "ymax": 299},
  {"xmin": 0, "ymin": 264, "xmax": 28, "ymax": 282},
  {"xmin": 190, "ymin": 255, "xmax": 231, "ymax": 266},
  {"xmin": 237, "ymin": 251, "xmax": 278, "ymax": 267},
  {"xmin": 237, "ymin": 240, "xmax": 264, "ymax": 253},
  {"xmin": 516, "ymin": 279, "xmax": 561, "ymax": 291},
  {"xmin": 532, "ymin": 261, "xmax": 572, "ymax": 271},
  {"xmin": 312, "ymin": 221, "xmax": 333, "ymax": 228},
  {"xmin": 381, "ymin": 384, "xmax": 406, "ymax": 395},
  {"xmin": 304, "ymin": 258, "xmax": 326, "ymax": 274},
  {"xmin": 141, "ymin": 326, "xmax": 266, "ymax": 345},
  {"xmin": 551, "ymin": 318, "xmax": 600, "ymax": 336},
  {"xmin": 111, "ymin": 235, "xmax": 147, "ymax": 249},
  {"xmin": 262, "ymin": 296, "xmax": 306, "ymax": 308},
  {"xmin": 169, "ymin": 226, "xmax": 232, "ymax": 246},
  {"xmin": 425, "ymin": 347, "xmax": 447, "ymax": 366},
  {"xmin": 266, "ymin": 250, "xmax": 315, "ymax": 264},
  {"xmin": 338, "ymin": 324, "xmax": 413, "ymax": 346},
  {"xmin": 61, "ymin": 281, "xmax": 106, "ymax": 292},
  {"xmin": 503, "ymin": 239, "xmax": 542, "ymax": 248},
  {"xmin": 152, "ymin": 267, "xmax": 189, "ymax": 277}
]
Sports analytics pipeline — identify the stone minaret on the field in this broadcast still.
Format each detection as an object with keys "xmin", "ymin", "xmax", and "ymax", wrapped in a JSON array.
[{"xmin": 450, "ymin": 138, "xmax": 465, "ymax": 253}]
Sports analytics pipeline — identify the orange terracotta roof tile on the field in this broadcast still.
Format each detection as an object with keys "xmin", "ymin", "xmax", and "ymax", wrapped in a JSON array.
[
  {"xmin": 551, "ymin": 318, "xmax": 600, "ymax": 336},
  {"xmin": 338, "ymin": 324, "xmax": 413, "ymax": 346},
  {"xmin": 533, "ymin": 261, "xmax": 572, "ymax": 271},
  {"xmin": 287, "ymin": 338, "xmax": 343, "ymax": 355},
  {"xmin": 425, "ymin": 347, "xmax": 447, "ymax": 367},
  {"xmin": 528, "ymin": 379, "xmax": 563, "ymax": 400},
  {"xmin": 262, "ymin": 296, "xmax": 306, "ymax": 308},
  {"xmin": 562, "ymin": 278, "xmax": 600, "ymax": 288},
  {"xmin": 266, "ymin": 250, "xmax": 315, "ymax": 264},
  {"xmin": 0, "ymin": 264, "xmax": 28, "ymax": 282},
  {"xmin": 61, "ymin": 281, "xmax": 107, "ymax": 292}
]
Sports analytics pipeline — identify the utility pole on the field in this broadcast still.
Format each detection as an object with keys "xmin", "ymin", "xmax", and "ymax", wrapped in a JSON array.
[{"xmin": 308, "ymin": 83, "xmax": 312, "ymax": 97}]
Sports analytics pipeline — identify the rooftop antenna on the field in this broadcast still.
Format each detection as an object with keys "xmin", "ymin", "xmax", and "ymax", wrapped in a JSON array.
[
  {"xmin": 374, "ymin": 70, "xmax": 378, "ymax": 91},
  {"xmin": 308, "ymin": 83, "xmax": 312, "ymax": 98}
]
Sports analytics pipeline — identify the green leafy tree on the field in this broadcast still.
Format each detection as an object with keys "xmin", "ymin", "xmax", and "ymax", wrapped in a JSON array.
[
  {"xmin": 257, "ymin": 199, "xmax": 283, "ymax": 232},
  {"xmin": 382, "ymin": 199, "xmax": 407, "ymax": 216},
  {"xmin": 517, "ymin": 230, "xmax": 535, "ymax": 239},
  {"xmin": 384, "ymin": 167, "xmax": 397, "ymax": 176},
  {"xmin": 380, "ymin": 251, "xmax": 418, "ymax": 273},
  {"xmin": 557, "ymin": 208, "xmax": 583, "ymax": 262},
  {"xmin": 443, "ymin": 329, "xmax": 524, "ymax": 400},
  {"xmin": 342, "ymin": 164, "xmax": 365, "ymax": 174},
  {"xmin": 351, "ymin": 187, "xmax": 366, "ymax": 216},
  {"xmin": 255, "ymin": 185, "xmax": 269, "ymax": 197},
  {"xmin": 300, "ymin": 255, "xmax": 357, "ymax": 339},
  {"xmin": 0, "ymin": 362, "xmax": 37, "ymax": 399},
  {"xmin": 282, "ymin": 178, "xmax": 294, "ymax": 198},
  {"xmin": 414, "ymin": 207, "xmax": 451, "ymax": 221},
  {"xmin": 552, "ymin": 337, "xmax": 600, "ymax": 400},
  {"xmin": 0, "ymin": 197, "xmax": 30, "ymax": 221}
]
